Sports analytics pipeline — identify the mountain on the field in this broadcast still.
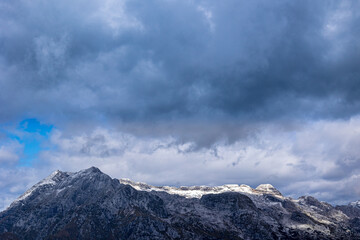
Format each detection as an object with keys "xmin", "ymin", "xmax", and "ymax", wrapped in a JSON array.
[{"xmin": 0, "ymin": 167, "xmax": 359, "ymax": 240}]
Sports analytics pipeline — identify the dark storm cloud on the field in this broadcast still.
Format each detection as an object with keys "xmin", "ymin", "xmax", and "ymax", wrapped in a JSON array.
[{"xmin": 0, "ymin": 0, "xmax": 360, "ymax": 139}]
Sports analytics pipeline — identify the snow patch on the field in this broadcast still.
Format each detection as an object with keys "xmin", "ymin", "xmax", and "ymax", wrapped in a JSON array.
[
  {"xmin": 11, "ymin": 170, "xmax": 61, "ymax": 205},
  {"xmin": 119, "ymin": 179, "xmax": 280, "ymax": 199},
  {"xmin": 350, "ymin": 200, "xmax": 360, "ymax": 208}
]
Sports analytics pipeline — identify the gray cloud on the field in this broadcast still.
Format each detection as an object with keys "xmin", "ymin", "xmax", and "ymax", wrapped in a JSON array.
[
  {"xmin": 0, "ymin": 0, "xmax": 359, "ymax": 133},
  {"xmin": 0, "ymin": 142, "xmax": 21, "ymax": 165}
]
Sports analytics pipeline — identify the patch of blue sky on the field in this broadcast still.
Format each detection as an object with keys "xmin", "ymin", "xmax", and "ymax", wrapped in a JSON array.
[
  {"xmin": 0, "ymin": 118, "xmax": 54, "ymax": 167},
  {"xmin": 19, "ymin": 118, "xmax": 53, "ymax": 136}
]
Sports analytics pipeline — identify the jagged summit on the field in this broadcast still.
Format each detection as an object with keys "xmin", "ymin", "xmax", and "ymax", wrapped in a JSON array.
[
  {"xmin": 80, "ymin": 166, "xmax": 102, "ymax": 174},
  {"xmin": 10, "ymin": 167, "xmax": 102, "ymax": 207},
  {"xmin": 11, "ymin": 169, "xmax": 66, "ymax": 206},
  {"xmin": 1, "ymin": 167, "xmax": 360, "ymax": 240},
  {"xmin": 50, "ymin": 169, "xmax": 62, "ymax": 176}
]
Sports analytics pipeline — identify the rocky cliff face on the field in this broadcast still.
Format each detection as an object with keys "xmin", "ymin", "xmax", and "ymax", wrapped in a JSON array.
[{"xmin": 0, "ymin": 167, "xmax": 359, "ymax": 240}]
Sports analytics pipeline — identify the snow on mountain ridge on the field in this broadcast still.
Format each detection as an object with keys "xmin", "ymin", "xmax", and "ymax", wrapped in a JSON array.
[
  {"xmin": 11, "ymin": 170, "xmax": 62, "ymax": 206},
  {"xmin": 350, "ymin": 200, "xmax": 360, "ymax": 208},
  {"xmin": 256, "ymin": 184, "xmax": 283, "ymax": 196},
  {"xmin": 119, "ymin": 178, "xmax": 283, "ymax": 199},
  {"xmin": 12, "ymin": 167, "xmax": 284, "ymax": 204}
]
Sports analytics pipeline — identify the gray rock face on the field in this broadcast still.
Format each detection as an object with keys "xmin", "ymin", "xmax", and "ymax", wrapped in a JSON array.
[
  {"xmin": 0, "ymin": 167, "xmax": 359, "ymax": 240},
  {"xmin": 336, "ymin": 200, "xmax": 360, "ymax": 219}
]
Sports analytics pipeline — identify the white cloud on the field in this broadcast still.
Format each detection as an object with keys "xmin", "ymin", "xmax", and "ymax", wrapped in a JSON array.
[
  {"xmin": 33, "ymin": 117, "xmax": 360, "ymax": 205},
  {"xmin": 0, "ymin": 141, "xmax": 21, "ymax": 164},
  {"xmin": 0, "ymin": 167, "xmax": 43, "ymax": 211},
  {"xmin": 2, "ymin": 116, "xmax": 360, "ymax": 210}
]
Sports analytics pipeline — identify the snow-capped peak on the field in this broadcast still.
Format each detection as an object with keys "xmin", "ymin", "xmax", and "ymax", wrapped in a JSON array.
[
  {"xmin": 255, "ymin": 184, "xmax": 282, "ymax": 196},
  {"xmin": 10, "ymin": 170, "xmax": 64, "ymax": 206},
  {"xmin": 350, "ymin": 200, "xmax": 360, "ymax": 208}
]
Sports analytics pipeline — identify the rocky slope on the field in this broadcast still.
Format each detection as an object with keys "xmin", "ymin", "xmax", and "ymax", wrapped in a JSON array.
[{"xmin": 0, "ymin": 167, "xmax": 359, "ymax": 240}]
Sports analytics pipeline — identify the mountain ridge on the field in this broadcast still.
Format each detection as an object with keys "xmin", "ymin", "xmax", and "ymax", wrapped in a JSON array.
[{"xmin": 1, "ymin": 166, "xmax": 360, "ymax": 240}]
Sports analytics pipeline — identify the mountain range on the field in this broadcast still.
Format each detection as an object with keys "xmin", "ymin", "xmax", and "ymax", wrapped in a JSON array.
[{"xmin": 0, "ymin": 167, "xmax": 359, "ymax": 239}]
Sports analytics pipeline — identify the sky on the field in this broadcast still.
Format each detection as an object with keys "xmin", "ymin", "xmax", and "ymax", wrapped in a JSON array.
[{"xmin": 1, "ymin": 0, "xmax": 360, "ymax": 210}]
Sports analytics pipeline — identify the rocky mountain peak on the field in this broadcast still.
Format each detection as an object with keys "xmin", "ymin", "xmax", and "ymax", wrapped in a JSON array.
[
  {"xmin": 81, "ymin": 166, "xmax": 102, "ymax": 174},
  {"xmin": 74, "ymin": 166, "xmax": 103, "ymax": 177}
]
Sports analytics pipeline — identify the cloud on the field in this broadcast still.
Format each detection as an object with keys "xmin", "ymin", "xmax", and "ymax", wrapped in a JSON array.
[
  {"xmin": 0, "ymin": 141, "xmax": 21, "ymax": 165},
  {"xmin": 0, "ymin": 0, "xmax": 359, "ymax": 132},
  {"xmin": 1, "ymin": 0, "xmax": 360, "ymax": 208},
  {"xmin": 0, "ymin": 167, "xmax": 43, "ymax": 211},
  {"xmin": 1, "ymin": 116, "xmax": 360, "ymax": 209},
  {"xmin": 34, "ymin": 117, "xmax": 360, "ymax": 204}
]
